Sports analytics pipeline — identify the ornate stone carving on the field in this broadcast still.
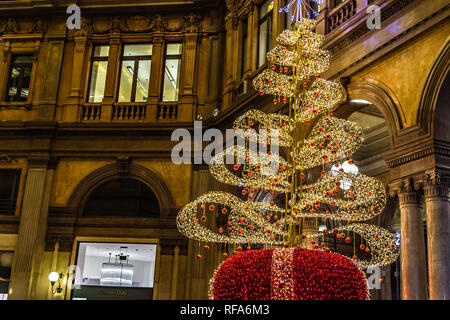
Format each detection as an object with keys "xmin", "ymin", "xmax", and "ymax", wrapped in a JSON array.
[
  {"xmin": 225, "ymin": 0, "xmax": 246, "ymax": 15},
  {"xmin": 0, "ymin": 18, "xmax": 44, "ymax": 34},
  {"xmin": 182, "ymin": 13, "xmax": 201, "ymax": 33},
  {"xmin": 93, "ymin": 18, "xmax": 113, "ymax": 34},
  {"xmin": 111, "ymin": 16, "xmax": 121, "ymax": 33},
  {"xmin": 150, "ymin": 15, "xmax": 168, "ymax": 32},
  {"xmin": 122, "ymin": 15, "xmax": 152, "ymax": 33},
  {"xmin": 0, "ymin": 154, "xmax": 14, "ymax": 163},
  {"xmin": 388, "ymin": 168, "xmax": 450, "ymax": 200},
  {"xmin": 29, "ymin": 18, "xmax": 45, "ymax": 33},
  {"xmin": 92, "ymin": 15, "xmax": 169, "ymax": 34},
  {"xmin": 4, "ymin": 18, "xmax": 18, "ymax": 33},
  {"xmin": 74, "ymin": 17, "xmax": 90, "ymax": 37}
]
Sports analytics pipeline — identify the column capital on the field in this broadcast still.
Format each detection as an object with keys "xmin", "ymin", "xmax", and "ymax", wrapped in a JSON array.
[
  {"xmin": 423, "ymin": 184, "xmax": 449, "ymax": 200},
  {"xmin": 398, "ymin": 191, "xmax": 422, "ymax": 207},
  {"xmin": 389, "ymin": 168, "xmax": 450, "ymax": 197},
  {"xmin": 388, "ymin": 177, "xmax": 421, "ymax": 198}
]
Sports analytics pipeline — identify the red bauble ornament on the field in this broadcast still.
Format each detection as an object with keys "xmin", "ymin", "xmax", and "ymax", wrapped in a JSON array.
[
  {"xmin": 196, "ymin": 254, "xmax": 202, "ymax": 260},
  {"xmin": 204, "ymin": 245, "xmax": 210, "ymax": 252},
  {"xmin": 212, "ymin": 248, "xmax": 369, "ymax": 300}
]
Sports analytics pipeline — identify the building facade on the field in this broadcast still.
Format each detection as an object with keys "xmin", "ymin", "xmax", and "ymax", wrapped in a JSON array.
[{"xmin": 0, "ymin": 0, "xmax": 448, "ymax": 300}]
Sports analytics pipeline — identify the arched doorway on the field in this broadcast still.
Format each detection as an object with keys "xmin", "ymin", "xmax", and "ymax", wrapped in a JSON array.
[{"xmin": 83, "ymin": 178, "xmax": 160, "ymax": 218}]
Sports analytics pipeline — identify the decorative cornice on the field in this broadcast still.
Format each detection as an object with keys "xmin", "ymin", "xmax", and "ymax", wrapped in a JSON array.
[
  {"xmin": 326, "ymin": 1, "xmax": 448, "ymax": 79},
  {"xmin": 386, "ymin": 143, "xmax": 450, "ymax": 168},
  {"xmin": 327, "ymin": 0, "xmax": 418, "ymax": 55}
]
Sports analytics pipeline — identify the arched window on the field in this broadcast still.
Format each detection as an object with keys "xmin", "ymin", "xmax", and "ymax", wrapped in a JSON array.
[{"xmin": 83, "ymin": 178, "xmax": 160, "ymax": 218}]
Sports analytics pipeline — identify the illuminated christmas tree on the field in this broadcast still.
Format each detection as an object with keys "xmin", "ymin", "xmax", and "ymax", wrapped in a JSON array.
[{"xmin": 177, "ymin": 5, "xmax": 399, "ymax": 300}]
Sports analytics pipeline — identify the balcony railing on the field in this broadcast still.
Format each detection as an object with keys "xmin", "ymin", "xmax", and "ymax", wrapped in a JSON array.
[
  {"xmin": 327, "ymin": 0, "xmax": 357, "ymax": 32},
  {"xmin": 157, "ymin": 103, "xmax": 178, "ymax": 120},
  {"xmin": 80, "ymin": 102, "xmax": 181, "ymax": 122},
  {"xmin": 81, "ymin": 104, "xmax": 102, "ymax": 121},
  {"xmin": 112, "ymin": 103, "xmax": 146, "ymax": 121}
]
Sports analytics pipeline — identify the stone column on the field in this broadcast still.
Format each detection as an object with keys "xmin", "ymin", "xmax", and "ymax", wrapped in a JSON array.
[
  {"xmin": 37, "ymin": 41, "xmax": 64, "ymax": 120},
  {"xmin": 101, "ymin": 33, "xmax": 121, "ymax": 122},
  {"xmin": 147, "ymin": 34, "xmax": 164, "ymax": 122},
  {"xmin": 8, "ymin": 159, "xmax": 54, "ymax": 300},
  {"xmin": 222, "ymin": 14, "xmax": 238, "ymax": 110},
  {"xmin": 170, "ymin": 245, "xmax": 180, "ymax": 300},
  {"xmin": 424, "ymin": 183, "xmax": 450, "ymax": 300},
  {"xmin": 63, "ymin": 31, "xmax": 88, "ymax": 122},
  {"xmin": 178, "ymin": 32, "xmax": 199, "ymax": 122},
  {"xmin": 398, "ymin": 190, "xmax": 428, "ymax": 300}
]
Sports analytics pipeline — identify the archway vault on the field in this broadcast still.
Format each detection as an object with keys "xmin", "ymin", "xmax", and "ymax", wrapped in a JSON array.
[
  {"xmin": 417, "ymin": 42, "xmax": 450, "ymax": 143},
  {"xmin": 66, "ymin": 162, "xmax": 175, "ymax": 217},
  {"xmin": 336, "ymin": 79, "xmax": 405, "ymax": 149}
]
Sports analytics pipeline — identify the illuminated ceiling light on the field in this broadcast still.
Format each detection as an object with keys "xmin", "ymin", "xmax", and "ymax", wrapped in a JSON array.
[{"xmin": 350, "ymin": 99, "xmax": 371, "ymax": 104}]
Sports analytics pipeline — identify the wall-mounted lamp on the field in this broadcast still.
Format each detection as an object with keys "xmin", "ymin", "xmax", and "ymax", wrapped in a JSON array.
[{"xmin": 48, "ymin": 272, "xmax": 63, "ymax": 295}]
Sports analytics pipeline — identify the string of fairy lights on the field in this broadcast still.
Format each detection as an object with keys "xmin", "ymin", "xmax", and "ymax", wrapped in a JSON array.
[{"xmin": 176, "ymin": 18, "xmax": 399, "ymax": 271}]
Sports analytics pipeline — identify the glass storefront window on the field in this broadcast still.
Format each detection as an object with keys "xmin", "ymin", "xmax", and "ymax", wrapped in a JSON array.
[{"xmin": 72, "ymin": 242, "xmax": 157, "ymax": 300}]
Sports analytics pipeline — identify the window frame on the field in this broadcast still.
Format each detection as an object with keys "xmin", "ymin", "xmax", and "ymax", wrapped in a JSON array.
[
  {"xmin": 257, "ymin": 0, "xmax": 274, "ymax": 68},
  {"xmin": 87, "ymin": 45, "xmax": 110, "ymax": 103},
  {"xmin": 0, "ymin": 169, "xmax": 22, "ymax": 217},
  {"xmin": 240, "ymin": 18, "xmax": 249, "ymax": 79},
  {"xmin": 117, "ymin": 44, "xmax": 153, "ymax": 103},
  {"xmin": 161, "ymin": 42, "xmax": 183, "ymax": 102},
  {"xmin": 5, "ymin": 55, "xmax": 34, "ymax": 103}
]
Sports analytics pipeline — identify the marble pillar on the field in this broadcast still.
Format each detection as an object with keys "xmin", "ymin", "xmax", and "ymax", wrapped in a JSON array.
[
  {"xmin": 398, "ymin": 191, "xmax": 428, "ymax": 300},
  {"xmin": 424, "ymin": 184, "xmax": 450, "ymax": 300}
]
